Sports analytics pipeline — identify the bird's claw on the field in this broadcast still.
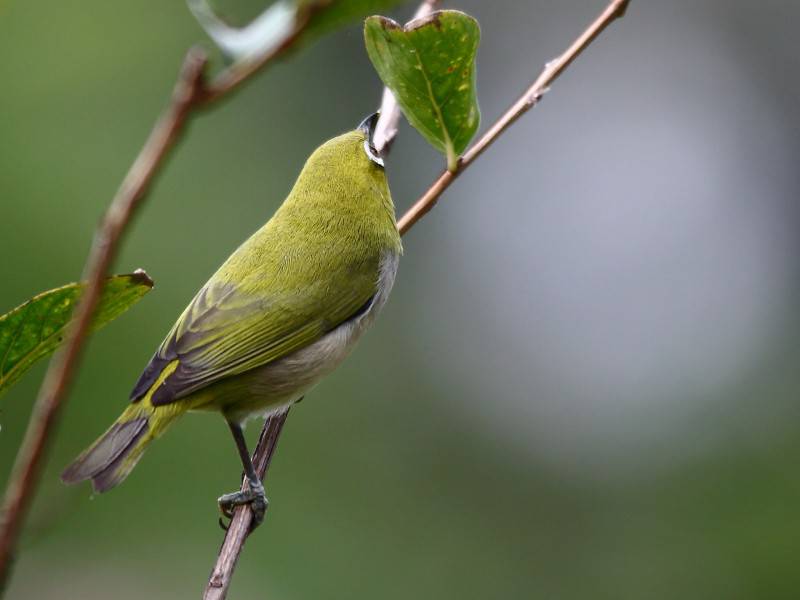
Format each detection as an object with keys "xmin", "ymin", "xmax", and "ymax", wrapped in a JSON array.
[{"xmin": 217, "ymin": 480, "xmax": 268, "ymax": 531}]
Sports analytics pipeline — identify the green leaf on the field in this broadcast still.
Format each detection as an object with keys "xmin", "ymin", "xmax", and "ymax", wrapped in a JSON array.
[
  {"xmin": 0, "ymin": 271, "xmax": 154, "ymax": 398},
  {"xmin": 364, "ymin": 10, "xmax": 481, "ymax": 171}
]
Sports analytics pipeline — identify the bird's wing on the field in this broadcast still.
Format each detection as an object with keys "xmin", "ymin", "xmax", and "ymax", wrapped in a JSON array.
[{"xmin": 130, "ymin": 249, "xmax": 380, "ymax": 407}]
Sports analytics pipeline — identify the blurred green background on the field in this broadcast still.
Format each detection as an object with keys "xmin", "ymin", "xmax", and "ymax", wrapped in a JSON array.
[{"xmin": 3, "ymin": 1, "xmax": 800, "ymax": 598}]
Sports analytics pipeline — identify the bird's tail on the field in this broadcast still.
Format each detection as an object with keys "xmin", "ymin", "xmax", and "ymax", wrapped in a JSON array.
[{"xmin": 61, "ymin": 399, "xmax": 185, "ymax": 493}]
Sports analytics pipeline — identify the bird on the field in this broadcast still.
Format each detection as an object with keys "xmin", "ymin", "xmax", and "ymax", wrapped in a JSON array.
[{"xmin": 62, "ymin": 113, "xmax": 401, "ymax": 527}]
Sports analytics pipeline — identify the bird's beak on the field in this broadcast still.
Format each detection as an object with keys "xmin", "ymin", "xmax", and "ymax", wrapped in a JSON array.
[
  {"xmin": 358, "ymin": 112, "xmax": 380, "ymax": 140},
  {"xmin": 358, "ymin": 112, "xmax": 384, "ymax": 168}
]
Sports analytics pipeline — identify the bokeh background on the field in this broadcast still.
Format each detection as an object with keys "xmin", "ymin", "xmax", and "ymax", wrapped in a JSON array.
[{"xmin": 2, "ymin": 0, "xmax": 800, "ymax": 598}]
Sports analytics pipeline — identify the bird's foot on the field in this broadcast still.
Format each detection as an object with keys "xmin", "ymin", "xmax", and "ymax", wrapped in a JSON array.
[{"xmin": 217, "ymin": 480, "xmax": 268, "ymax": 531}]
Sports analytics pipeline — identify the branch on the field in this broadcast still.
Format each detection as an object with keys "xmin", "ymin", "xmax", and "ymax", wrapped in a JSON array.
[
  {"xmin": 398, "ymin": 0, "xmax": 630, "ymax": 234},
  {"xmin": 204, "ymin": 409, "xmax": 290, "ymax": 600},
  {"xmin": 0, "ymin": 7, "xmax": 329, "ymax": 586},
  {"xmin": 201, "ymin": 0, "xmax": 629, "ymax": 597}
]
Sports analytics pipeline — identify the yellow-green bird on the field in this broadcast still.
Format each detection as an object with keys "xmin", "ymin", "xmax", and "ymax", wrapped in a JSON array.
[{"xmin": 62, "ymin": 114, "xmax": 401, "ymax": 526}]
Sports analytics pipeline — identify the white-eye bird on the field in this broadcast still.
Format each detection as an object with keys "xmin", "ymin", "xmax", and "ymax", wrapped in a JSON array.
[{"xmin": 62, "ymin": 114, "xmax": 401, "ymax": 526}]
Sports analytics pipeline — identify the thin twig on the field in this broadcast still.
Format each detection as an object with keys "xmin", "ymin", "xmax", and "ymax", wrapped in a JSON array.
[
  {"xmin": 0, "ymin": 5, "xmax": 327, "ymax": 586},
  {"xmin": 201, "ymin": 0, "xmax": 630, "ymax": 597},
  {"xmin": 204, "ymin": 409, "xmax": 289, "ymax": 600},
  {"xmin": 398, "ymin": 0, "xmax": 630, "ymax": 234}
]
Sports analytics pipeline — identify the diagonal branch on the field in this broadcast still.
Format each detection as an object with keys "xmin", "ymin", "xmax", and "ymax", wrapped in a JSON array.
[
  {"xmin": 201, "ymin": 0, "xmax": 630, "ymax": 598},
  {"xmin": 204, "ymin": 409, "xmax": 290, "ymax": 600}
]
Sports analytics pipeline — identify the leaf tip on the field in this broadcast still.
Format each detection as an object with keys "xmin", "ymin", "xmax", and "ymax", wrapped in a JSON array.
[{"xmin": 129, "ymin": 269, "xmax": 155, "ymax": 289}]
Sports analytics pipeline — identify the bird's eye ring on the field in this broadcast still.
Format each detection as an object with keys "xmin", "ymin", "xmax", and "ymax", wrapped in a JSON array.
[{"xmin": 364, "ymin": 140, "xmax": 384, "ymax": 168}]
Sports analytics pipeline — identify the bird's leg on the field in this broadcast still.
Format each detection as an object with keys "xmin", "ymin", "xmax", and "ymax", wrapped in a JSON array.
[{"xmin": 218, "ymin": 421, "xmax": 268, "ymax": 530}]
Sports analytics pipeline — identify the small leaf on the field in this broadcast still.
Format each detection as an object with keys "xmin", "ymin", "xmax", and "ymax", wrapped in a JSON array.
[
  {"xmin": 0, "ymin": 271, "xmax": 154, "ymax": 398},
  {"xmin": 365, "ymin": 10, "xmax": 481, "ymax": 171}
]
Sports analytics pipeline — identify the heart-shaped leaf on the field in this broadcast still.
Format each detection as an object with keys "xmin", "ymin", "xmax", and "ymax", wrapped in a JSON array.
[
  {"xmin": 365, "ymin": 10, "xmax": 481, "ymax": 171},
  {"xmin": 0, "ymin": 271, "xmax": 154, "ymax": 399}
]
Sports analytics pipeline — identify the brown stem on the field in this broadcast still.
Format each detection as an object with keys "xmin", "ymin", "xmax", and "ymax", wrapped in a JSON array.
[
  {"xmin": 204, "ymin": 409, "xmax": 290, "ymax": 600},
  {"xmin": 397, "ymin": 0, "xmax": 630, "ymax": 234}
]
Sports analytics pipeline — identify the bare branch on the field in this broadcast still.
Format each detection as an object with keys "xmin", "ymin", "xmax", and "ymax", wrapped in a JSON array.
[
  {"xmin": 397, "ymin": 0, "xmax": 630, "ymax": 234},
  {"xmin": 204, "ymin": 409, "xmax": 290, "ymax": 600},
  {"xmin": 372, "ymin": 86, "xmax": 403, "ymax": 155}
]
